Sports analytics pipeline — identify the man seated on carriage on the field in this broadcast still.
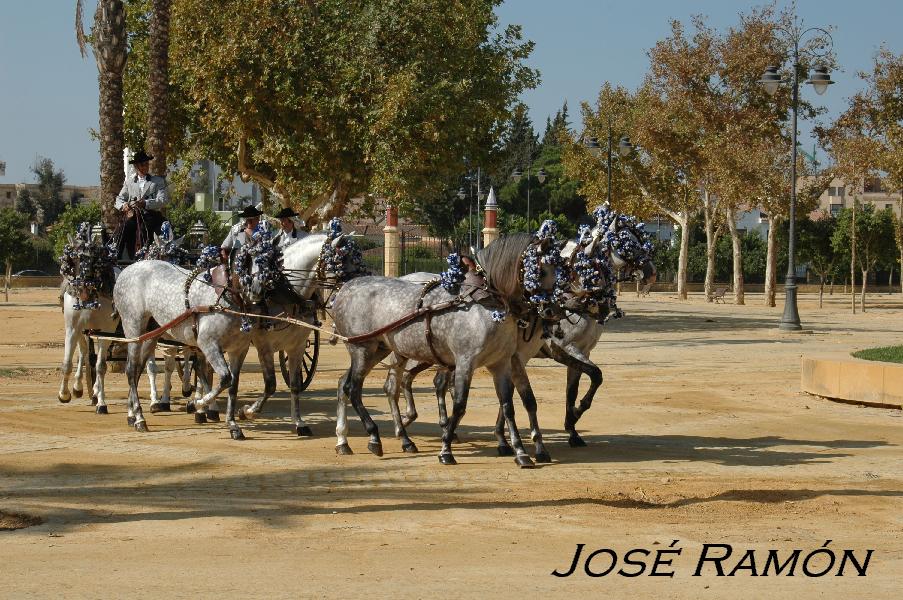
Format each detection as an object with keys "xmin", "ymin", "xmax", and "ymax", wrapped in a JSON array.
[
  {"xmin": 115, "ymin": 150, "xmax": 169, "ymax": 261},
  {"xmin": 219, "ymin": 205, "xmax": 265, "ymax": 263},
  {"xmin": 273, "ymin": 206, "xmax": 307, "ymax": 250}
]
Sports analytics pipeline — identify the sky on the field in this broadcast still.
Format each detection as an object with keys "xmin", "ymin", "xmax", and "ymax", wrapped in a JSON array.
[{"xmin": 0, "ymin": 0, "xmax": 900, "ymax": 186}]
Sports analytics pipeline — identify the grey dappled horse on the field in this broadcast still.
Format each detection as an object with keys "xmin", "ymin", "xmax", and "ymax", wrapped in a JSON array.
[
  {"xmin": 331, "ymin": 230, "xmax": 570, "ymax": 468},
  {"xmin": 236, "ymin": 228, "xmax": 364, "ymax": 436},
  {"xmin": 387, "ymin": 219, "xmax": 617, "ymax": 459}
]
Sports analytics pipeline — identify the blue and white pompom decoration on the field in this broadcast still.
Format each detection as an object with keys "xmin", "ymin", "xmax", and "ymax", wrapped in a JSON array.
[
  {"xmin": 60, "ymin": 221, "xmax": 116, "ymax": 310},
  {"xmin": 319, "ymin": 218, "xmax": 368, "ymax": 282},
  {"xmin": 521, "ymin": 219, "xmax": 567, "ymax": 312},
  {"xmin": 235, "ymin": 223, "xmax": 283, "ymax": 293},
  {"xmin": 196, "ymin": 245, "xmax": 221, "ymax": 283},
  {"xmin": 439, "ymin": 253, "xmax": 466, "ymax": 293}
]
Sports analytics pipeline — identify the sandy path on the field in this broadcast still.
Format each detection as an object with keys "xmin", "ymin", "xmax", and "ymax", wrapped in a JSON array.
[{"xmin": 0, "ymin": 287, "xmax": 901, "ymax": 599}]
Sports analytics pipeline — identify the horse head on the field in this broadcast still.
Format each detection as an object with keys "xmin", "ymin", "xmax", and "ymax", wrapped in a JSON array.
[
  {"xmin": 60, "ymin": 221, "xmax": 116, "ymax": 309},
  {"xmin": 234, "ymin": 223, "xmax": 284, "ymax": 306},
  {"xmin": 593, "ymin": 203, "xmax": 657, "ymax": 286},
  {"xmin": 558, "ymin": 223, "xmax": 616, "ymax": 320}
]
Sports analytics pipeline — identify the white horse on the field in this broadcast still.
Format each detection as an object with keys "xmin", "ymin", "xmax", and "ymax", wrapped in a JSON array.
[{"xmin": 58, "ymin": 228, "xmax": 178, "ymax": 414}]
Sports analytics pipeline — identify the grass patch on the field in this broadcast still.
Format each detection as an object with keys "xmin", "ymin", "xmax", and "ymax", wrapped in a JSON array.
[{"xmin": 852, "ymin": 345, "xmax": 903, "ymax": 364}]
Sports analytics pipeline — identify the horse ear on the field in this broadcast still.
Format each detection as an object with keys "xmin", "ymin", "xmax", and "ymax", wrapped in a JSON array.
[
  {"xmin": 173, "ymin": 235, "xmax": 187, "ymax": 247},
  {"xmin": 153, "ymin": 233, "xmax": 162, "ymax": 246},
  {"xmin": 608, "ymin": 219, "xmax": 618, "ymax": 234},
  {"xmin": 585, "ymin": 238, "xmax": 597, "ymax": 257},
  {"xmin": 330, "ymin": 233, "xmax": 346, "ymax": 248},
  {"xmin": 67, "ymin": 233, "xmax": 75, "ymax": 246}
]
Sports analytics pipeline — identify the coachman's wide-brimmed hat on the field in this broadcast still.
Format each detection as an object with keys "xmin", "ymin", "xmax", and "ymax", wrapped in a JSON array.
[
  {"xmin": 129, "ymin": 150, "xmax": 154, "ymax": 165},
  {"xmin": 238, "ymin": 205, "xmax": 264, "ymax": 219},
  {"xmin": 274, "ymin": 207, "xmax": 300, "ymax": 219}
]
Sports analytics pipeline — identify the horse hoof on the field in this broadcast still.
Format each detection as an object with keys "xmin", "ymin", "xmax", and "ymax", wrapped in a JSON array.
[
  {"xmin": 295, "ymin": 426, "xmax": 313, "ymax": 437},
  {"xmin": 497, "ymin": 445, "xmax": 515, "ymax": 457},
  {"xmin": 73, "ymin": 387, "xmax": 84, "ymax": 399},
  {"xmin": 206, "ymin": 410, "xmax": 220, "ymax": 422},
  {"xmin": 134, "ymin": 421, "xmax": 149, "ymax": 433},
  {"xmin": 126, "ymin": 416, "xmax": 136, "ymax": 427},
  {"xmin": 90, "ymin": 395, "xmax": 98, "ymax": 406},
  {"xmin": 150, "ymin": 403, "xmax": 170, "ymax": 413},
  {"xmin": 57, "ymin": 394, "xmax": 71, "ymax": 404},
  {"xmin": 438, "ymin": 453, "xmax": 457, "ymax": 465},
  {"xmin": 367, "ymin": 442, "xmax": 384, "ymax": 457},
  {"xmin": 335, "ymin": 443, "xmax": 353, "ymax": 456},
  {"xmin": 230, "ymin": 429, "xmax": 245, "ymax": 441},
  {"xmin": 194, "ymin": 412, "xmax": 207, "ymax": 424},
  {"xmin": 535, "ymin": 452, "xmax": 552, "ymax": 464},
  {"xmin": 568, "ymin": 434, "xmax": 587, "ymax": 448},
  {"xmin": 515, "ymin": 455, "xmax": 535, "ymax": 469},
  {"xmin": 402, "ymin": 441, "xmax": 419, "ymax": 454},
  {"xmin": 95, "ymin": 405, "xmax": 108, "ymax": 415},
  {"xmin": 186, "ymin": 402, "xmax": 196, "ymax": 414}
]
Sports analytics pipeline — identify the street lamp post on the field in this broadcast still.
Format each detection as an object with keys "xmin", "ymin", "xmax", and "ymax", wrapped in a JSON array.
[
  {"xmin": 758, "ymin": 23, "xmax": 834, "ymax": 331},
  {"xmin": 511, "ymin": 165, "xmax": 547, "ymax": 228},
  {"xmin": 584, "ymin": 114, "xmax": 633, "ymax": 205}
]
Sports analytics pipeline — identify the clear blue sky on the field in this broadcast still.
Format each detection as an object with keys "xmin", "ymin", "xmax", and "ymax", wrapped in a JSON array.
[{"xmin": 1, "ymin": 0, "xmax": 900, "ymax": 186}]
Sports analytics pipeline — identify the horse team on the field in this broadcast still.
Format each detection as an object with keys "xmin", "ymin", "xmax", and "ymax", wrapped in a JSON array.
[{"xmin": 57, "ymin": 205, "xmax": 655, "ymax": 468}]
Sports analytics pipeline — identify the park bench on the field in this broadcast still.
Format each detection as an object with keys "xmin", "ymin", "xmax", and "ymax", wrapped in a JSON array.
[{"xmin": 709, "ymin": 287, "xmax": 728, "ymax": 303}]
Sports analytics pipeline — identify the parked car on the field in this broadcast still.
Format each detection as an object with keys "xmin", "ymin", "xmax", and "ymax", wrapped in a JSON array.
[{"xmin": 11, "ymin": 270, "xmax": 50, "ymax": 277}]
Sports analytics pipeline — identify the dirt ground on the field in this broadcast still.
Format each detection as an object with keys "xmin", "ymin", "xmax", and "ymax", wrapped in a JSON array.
[{"xmin": 0, "ymin": 287, "xmax": 901, "ymax": 599}]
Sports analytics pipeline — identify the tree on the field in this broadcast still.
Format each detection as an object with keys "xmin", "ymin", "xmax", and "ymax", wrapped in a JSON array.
[
  {"xmin": 832, "ymin": 204, "xmax": 897, "ymax": 312},
  {"xmin": 146, "ymin": 0, "xmax": 171, "ymax": 175},
  {"xmin": 29, "ymin": 157, "xmax": 67, "ymax": 225},
  {"xmin": 854, "ymin": 48, "xmax": 903, "ymax": 293},
  {"xmin": 49, "ymin": 202, "xmax": 103, "ymax": 257},
  {"xmin": 798, "ymin": 212, "xmax": 839, "ymax": 308},
  {"xmin": 0, "ymin": 209, "xmax": 31, "ymax": 301},
  {"xmin": 161, "ymin": 0, "xmax": 536, "ymax": 225},
  {"xmin": 77, "ymin": 0, "xmax": 128, "ymax": 229},
  {"xmin": 15, "ymin": 188, "xmax": 37, "ymax": 220}
]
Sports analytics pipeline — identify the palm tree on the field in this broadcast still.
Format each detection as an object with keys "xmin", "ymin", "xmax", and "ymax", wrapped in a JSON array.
[
  {"xmin": 147, "ymin": 0, "xmax": 171, "ymax": 176},
  {"xmin": 76, "ymin": 0, "xmax": 127, "ymax": 230}
]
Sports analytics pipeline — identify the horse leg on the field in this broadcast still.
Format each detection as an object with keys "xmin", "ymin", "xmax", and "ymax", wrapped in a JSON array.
[
  {"xmin": 337, "ymin": 344, "xmax": 388, "ymax": 457},
  {"xmin": 57, "ymin": 325, "xmax": 79, "ymax": 403},
  {"xmin": 432, "ymin": 369, "xmax": 461, "ymax": 442},
  {"xmin": 72, "ymin": 343, "xmax": 84, "ymax": 398},
  {"xmin": 126, "ymin": 340, "xmax": 156, "ymax": 432},
  {"xmin": 240, "ymin": 346, "xmax": 276, "ymax": 421},
  {"xmin": 385, "ymin": 362, "xmax": 417, "ymax": 453},
  {"xmin": 151, "ymin": 355, "xmax": 174, "ymax": 413},
  {"xmin": 489, "ymin": 362, "xmax": 534, "ymax": 468},
  {"xmin": 287, "ymin": 352, "xmax": 313, "ymax": 437},
  {"xmin": 400, "ymin": 361, "xmax": 430, "ymax": 427},
  {"xmin": 224, "ymin": 348, "xmax": 248, "ymax": 440},
  {"xmin": 93, "ymin": 339, "xmax": 111, "ymax": 414},
  {"xmin": 146, "ymin": 357, "xmax": 160, "ymax": 408},
  {"xmin": 192, "ymin": 341, "xmax": 232, "ymax": 425},
  {"xmin": 336, "ymin": 369, "xmax": 353, "ymax": 454},
  {"xmin": 180, "ymin": 351, "xmax": 194, "ymax": 398},
  {"xmin": 548, "ymin": 343, "xmax": 602, "ymax": 447},
  {"xmin": 510, "ymin": 356, "xmax": 551, "ymax": 463},
  {"xmin": 438, "ymin": 362, "xmax": 473, "ymax": 465}
]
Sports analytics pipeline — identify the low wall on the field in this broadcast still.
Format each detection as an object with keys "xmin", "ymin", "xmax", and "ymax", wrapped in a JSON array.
[
  {"xmin": 0, "ymin": 276, "xmax": 62, "ymax": 288},
  {"xmin": 646, "ymin": 282, "xmax": 899, "ymax": 294},
  {"xmin": 801, "ymin": 355, "xmax": 903, "ymax": 409}
]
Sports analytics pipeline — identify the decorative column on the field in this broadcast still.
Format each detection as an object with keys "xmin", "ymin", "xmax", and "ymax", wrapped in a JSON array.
[
  {"xmin": 482, "ymin": 186, "xmax": 498, "ymax": 247},
  {"xmin": 383, "ymin": 205, "xmax": 400, "ymax": 277}
]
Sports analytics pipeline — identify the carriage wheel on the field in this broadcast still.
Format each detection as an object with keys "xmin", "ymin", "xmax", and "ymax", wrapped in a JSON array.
[{"xmin": 279, "ymin": 329, "xmax": 320, "ymax": 391}]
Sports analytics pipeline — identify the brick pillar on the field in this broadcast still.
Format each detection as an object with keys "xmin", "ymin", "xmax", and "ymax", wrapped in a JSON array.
[
  {"xmin": 482, "ymin": 186, "xmax": 498, "ymax": 247},
  {"xmin": 383, "ymin": 205, "xmax": 399, "ymax": 277}
]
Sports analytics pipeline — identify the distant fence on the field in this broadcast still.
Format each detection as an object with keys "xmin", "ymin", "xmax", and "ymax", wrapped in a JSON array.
[
  {"xmin": 1, "ymin": 276, "xmax": 62, "ymax": 288},
  {"xmin": 645, "ymin": 282, "xmax": 900, "ymax": 294},
  {"xmin": 399, "ymin": 227, "xmax": 450, "ymax": 276}
]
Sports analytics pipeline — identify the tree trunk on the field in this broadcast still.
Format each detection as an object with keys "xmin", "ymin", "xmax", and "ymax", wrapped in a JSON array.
[
  {"xmin": 764, "ymin": 215, "xmax": 778, "ymax": 307},
  {"xmin": 889, "ymin": 265, "xmax": 894, "ymax": 292},
  {"xmin": 726, "ymin": 206, "xmax": 744, "ymax": 305},
  {"xmin": 147, "ymin": 0, "xmax": 171, "ymax": 176},
  {"xmin": 850, "ymin": 195, "xmax": 857, "ymax": 314},
  {"xmin": 860, "ymin": 269, "xmax": 867, "ymax": 312},
  {"xmin": 676, "ymin": 214, "xmax": 689, "ymax": 300},
  {"xmin": 819, "ymin": 276, "xmax": 824, "ymax": 309},
  {"xmin": 4, "ymin": 258, "xmax": 11, "ymax": 302},
  {"xmin": 95, "ymin": 0, "xmax": 128, "ymax": 231},
  {"xmin": 702, "ymin": 189, "xmax": 719, "ymax": 301}
]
